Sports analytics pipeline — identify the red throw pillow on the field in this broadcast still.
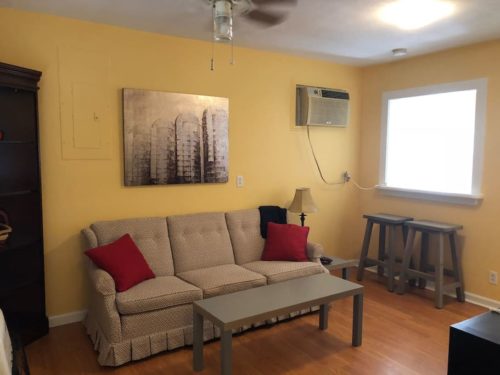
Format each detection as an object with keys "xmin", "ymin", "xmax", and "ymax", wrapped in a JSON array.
[
  {"xmin": 261, "ymin": 222, "xmax": 310, "ymax": 262},
  {"xmin": 85, "ymin": 234, "xmax": 155, "ymax": 292}
]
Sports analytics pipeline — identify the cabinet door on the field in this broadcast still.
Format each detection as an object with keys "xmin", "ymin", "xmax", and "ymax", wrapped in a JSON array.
[
  {"xmin": 0, "ymin": 87, "xmax": 37, "ymax": 141},
  {"xmin": 0, "ymin": 192, "xmax": 42, "ymax": 248},
  {"xmin": 0, "ymin": 241, "xmax": 43, "ymax": 296},
  {"xmin": 0, "ymin": 143, "xmax": 39, "ymax": 193},
  {"xmin": 0, "ymin": 282, "xmax": 48, "ymax": 343}
]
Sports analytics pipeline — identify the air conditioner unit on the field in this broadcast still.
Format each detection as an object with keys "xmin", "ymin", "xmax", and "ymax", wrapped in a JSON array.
[{"xmin": 296, "ymin": 85, "xmax": 349, "ymax": 127}]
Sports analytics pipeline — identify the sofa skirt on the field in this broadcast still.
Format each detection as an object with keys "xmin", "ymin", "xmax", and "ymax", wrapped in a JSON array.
[{"xmin": 85, "ymin": 305, "xmax": 318, "ymax": 367}]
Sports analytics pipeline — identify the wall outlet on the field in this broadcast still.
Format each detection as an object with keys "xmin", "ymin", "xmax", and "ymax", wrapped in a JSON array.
[
  {"xmin": 489, "ymin": 271, "xmax": 498, "ymax": 285},
  {"xmin": 236, "ymin": 175, "xmax": 244, "ymax": 188}
]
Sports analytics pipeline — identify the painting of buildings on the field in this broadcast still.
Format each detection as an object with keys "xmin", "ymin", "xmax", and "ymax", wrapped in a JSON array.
[{"xmin": 123, "ymin": 88, "xmax": 229, "ymax": 186}]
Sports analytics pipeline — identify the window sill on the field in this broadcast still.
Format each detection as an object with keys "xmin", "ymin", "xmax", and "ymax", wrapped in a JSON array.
[{"xmin": 377, "ymin": 185, "xmax": 483, "ymax": 206}]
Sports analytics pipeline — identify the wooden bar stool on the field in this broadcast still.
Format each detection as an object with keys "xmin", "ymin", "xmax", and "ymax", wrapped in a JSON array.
[
  {"xmin": 356, "ymin": 213, "xmax": 414, "ymax": 292},
  {"xmin": 397, "ymin": 220, "xmax": 465, "ymax": 309}
]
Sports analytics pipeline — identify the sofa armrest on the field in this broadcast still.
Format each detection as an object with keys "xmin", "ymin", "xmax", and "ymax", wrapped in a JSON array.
[
  {"xmin": 82, "ymin": 228, "xmax": 122, "ymax": 343},
  {"xmin": 82, "ymin": 228, "xmax": 116, "ymax": 296},
  {"xmin": 307, "ymin": 241, "xmax": 324, "ymax": 263},
  {"xmin": 84, "ymin": 258, "xmax": 122, "ymax": 343},
  {"xmin": 87, "ymin": 261, "xmax": 116, "ymax": 297}
]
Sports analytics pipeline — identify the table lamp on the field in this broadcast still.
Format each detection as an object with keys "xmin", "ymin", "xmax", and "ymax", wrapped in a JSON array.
[{"xmin": 288, "ymin": 187, "xmax": 318, "ymax": 227}]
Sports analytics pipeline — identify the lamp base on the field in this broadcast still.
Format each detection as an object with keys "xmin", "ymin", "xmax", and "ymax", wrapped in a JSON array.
[{"xmin": 299, "ymin": 213, "xmax": 306, "ymax": 227}]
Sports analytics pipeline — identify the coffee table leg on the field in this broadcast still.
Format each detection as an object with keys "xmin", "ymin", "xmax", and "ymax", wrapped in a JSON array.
[
  {"xmin": 319, "ymin": 303, "xmax": 329, "ymax": 330},
  {"xmin": 342, "ymin": 268, "xmax": 349, "ymax": 280},
  {"xmin": 221, "ymin": 330, "xmax": 233, "ymax": 375},
  {"xmin": 193, "ymin": 310, "xmax": 204, "ymax": 371},
  {"xmin": 352, "ymin": 293, "xmax": 363, "ymax": 346}
]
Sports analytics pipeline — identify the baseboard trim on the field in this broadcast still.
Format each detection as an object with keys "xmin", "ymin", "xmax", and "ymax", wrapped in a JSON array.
[
  {"xmin": 364, "ymin": 267, "xmax": 500, "ymax": 310},
  {"xmin": 49, "ymin": 310, "xmax": 87, "ymax": 328},
  {"xmin": 462, "ymin": 291, "xmax": 500, "ymax": 309}
]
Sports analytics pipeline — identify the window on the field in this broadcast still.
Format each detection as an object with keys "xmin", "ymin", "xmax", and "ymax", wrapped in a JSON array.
[{"xmin": 379, "ymin": 79, "xmax": 487, "ymax": 205}]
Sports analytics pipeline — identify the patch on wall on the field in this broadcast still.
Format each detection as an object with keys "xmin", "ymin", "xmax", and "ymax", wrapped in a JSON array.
[
  {"xmin": 58, "ymin": 46, "xmax": 111, "ymax": 160},
  {"xmin": 123, "ymin": 88, "xmax": 229, "ymax": 186}
]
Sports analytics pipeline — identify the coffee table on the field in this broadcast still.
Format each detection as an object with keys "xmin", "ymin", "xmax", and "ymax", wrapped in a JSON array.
[{"xmin": 193, "ymin": 273, "xmax": 364, "ymax": 374}]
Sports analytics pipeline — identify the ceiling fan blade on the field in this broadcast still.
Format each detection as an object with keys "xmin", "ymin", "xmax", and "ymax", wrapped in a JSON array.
[
  {"xmin": 251, "ymin": 0, "xmax": 297, "ymax": 6},
  {"xmin": 243, "ymin": 9, "xmax": 287, "ymax": 26}
]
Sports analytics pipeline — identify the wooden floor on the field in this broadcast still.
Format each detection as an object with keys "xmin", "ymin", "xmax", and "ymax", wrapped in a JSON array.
[{"xmin": 26, "ymin": 271, "xmax": 486, "ymax": 375}]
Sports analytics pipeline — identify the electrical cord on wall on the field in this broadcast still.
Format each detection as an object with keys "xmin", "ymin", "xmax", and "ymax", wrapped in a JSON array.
[
  {"xmin": 306, "ymin": 124, "xmax": 344, "ymax": 185},
  {"xmin": 351, "ymin": 179, "xmax": 376, "ymax": 191},
  {"xmin": 306, "ymin": 124, "xmax": 377, "ymax": 190}
]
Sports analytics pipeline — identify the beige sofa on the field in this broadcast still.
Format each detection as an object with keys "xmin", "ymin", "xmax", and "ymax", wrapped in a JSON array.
[{"xmin": 82, "ymin": 209, "xmax": 325, "ymax": 366}]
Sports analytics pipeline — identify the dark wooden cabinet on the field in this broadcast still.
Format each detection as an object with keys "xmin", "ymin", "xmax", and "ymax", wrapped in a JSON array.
[
  {"xmin": 448, "ymin": 312, "xmax": 500, "ymax": 374},
  {"xmin": 0, "ymin": 62, "xmax": 48, "ymax": 345}
]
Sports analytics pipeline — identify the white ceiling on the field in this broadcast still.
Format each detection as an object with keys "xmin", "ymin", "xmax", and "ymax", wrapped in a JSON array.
[{"xmin": 3, "ymin": 0, "xmax": 500, "ymax": 66}]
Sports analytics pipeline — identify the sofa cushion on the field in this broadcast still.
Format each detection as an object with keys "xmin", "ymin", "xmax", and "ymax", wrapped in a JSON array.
[
  {"xmin": 177, "ymin": 264, "xmax": 266, "ymax": 298},
  {"xmin": 261, "ymin": 223, "xmax": 310, "ymax": 262},
  {"xmin": 242, "ymin": 260, "xmax": 323, "ymax": 284},
  {"xmin": 91, "ymin": 217, "xmax": 174, "ymax": 277},
  {"xmin": 225, "ymin": 209, "xmax": 265, "ymax": 265},
  {"xmin": 168, "ymin": 212, "xmax": 235, "ymax": 273},
  {"xmin": 116, "ymin": 276, "xmax": 202, "ymax": 315},
  {"xmin": 85, "ymin": 234, "xmax": 155, "ymax": 292}
]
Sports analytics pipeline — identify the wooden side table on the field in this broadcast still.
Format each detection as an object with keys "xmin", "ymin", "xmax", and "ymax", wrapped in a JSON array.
[{"xmin": 323, "ymin": 257, "xmax": 358, "ymax": 279}]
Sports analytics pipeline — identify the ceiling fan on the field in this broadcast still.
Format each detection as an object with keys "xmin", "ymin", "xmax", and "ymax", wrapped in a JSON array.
[{"xmin": 209, "ymin": 0, "xmax": 298, "ymax": 42}]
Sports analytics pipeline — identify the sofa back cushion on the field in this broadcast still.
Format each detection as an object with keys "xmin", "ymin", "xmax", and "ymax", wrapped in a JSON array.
[
  {"xmin": 225, "ymin": 209, "xmax": 265, "ymax": 264},
  {"xmin": 90, "ymin": 217, "xmax": 174, "ymax": 277},
  {"xmin": 167, "ymin": 212, "xmax": 235, "ymax": 273}
]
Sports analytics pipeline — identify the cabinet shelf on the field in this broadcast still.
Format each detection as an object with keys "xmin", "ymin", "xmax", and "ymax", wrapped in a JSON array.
[
  {"xmin": 0, "ymin": 237, "xmax": 41, "ymax": 253},
  {"xmin": 0, "ymin": 140, "xmax": 35, "ymax": 144},
  {"xmin": 0, "ymin": 190, "xmax": 37, "ymax": 197}
]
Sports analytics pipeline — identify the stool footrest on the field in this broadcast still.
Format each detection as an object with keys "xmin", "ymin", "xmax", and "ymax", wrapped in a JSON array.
[
  {"xmin": 406, "ymin": 269, "xmax": 433, "ymax": 281},
  {"xmin": 421, "ymin": 266, "xmax": 456, "ymax": 278},
  {"xmin": 363, "ymin": 258, "xmax": 386, "ymax": 268},
  {"xmin": 443, "ymin": 281, "xmax": 462, "ymax": 291}
]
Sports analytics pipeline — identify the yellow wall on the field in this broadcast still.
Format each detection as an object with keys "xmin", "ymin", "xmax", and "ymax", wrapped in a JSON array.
[
  {"xmin": 0, "ymin": 8, "xmax": 363, "ymax": 316},
  {"xmin": 360, "ymin": 41, "xmax": 500, "ymax": 302}
]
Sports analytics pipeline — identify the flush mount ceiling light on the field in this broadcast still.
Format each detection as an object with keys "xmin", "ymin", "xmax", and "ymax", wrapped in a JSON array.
[{"xmin": 378, "ymin": 0, "xmax": 455, "ymax": 30}]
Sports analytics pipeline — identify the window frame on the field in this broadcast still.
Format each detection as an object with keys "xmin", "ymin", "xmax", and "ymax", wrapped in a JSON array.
[{"xmin": 378, "ymin": 78, "xmax": 487, "ymax": 206}]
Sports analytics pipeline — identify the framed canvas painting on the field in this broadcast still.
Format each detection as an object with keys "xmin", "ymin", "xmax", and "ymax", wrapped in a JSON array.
[{"xmin": 123, "ymin": 88, "xmax": 229, "ymax": 186}]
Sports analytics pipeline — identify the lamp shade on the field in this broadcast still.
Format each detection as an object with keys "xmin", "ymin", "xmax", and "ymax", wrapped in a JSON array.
[{"xmin": 288, "ymin": 188, "xmax": 318, "ymax": 214}]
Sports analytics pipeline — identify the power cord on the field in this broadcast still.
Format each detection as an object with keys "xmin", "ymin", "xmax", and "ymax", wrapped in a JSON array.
[
  {"xmin": 306, "ymin": 125, "xmax": 377, "ymax": 190},
  {"xmin": 306, "ymin": 124, "xmax": 344, "ymax": 186},
  {"xmin": 352, "ymin": 179, "xmax": 377, "ymax": 191}
]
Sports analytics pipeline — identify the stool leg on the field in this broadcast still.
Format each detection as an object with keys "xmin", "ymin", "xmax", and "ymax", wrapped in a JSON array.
[
  {"xmin": 435, "ymin": 233, "xmax": 445, "ymax": 309},
  {"xmin": 449, "ymin": 232, "xmax": 465, "ymax": 302},
  {"xmin": 405, "ymin": 225, "xmax": 417, "ymax": 287},
  {"xmin": 419, "ymin": 233, "xmax": 429, "ymax": 289},
  {"xmin": 357, "ymin": 221, "xmax": 374, "ymax": 281},
  {"xmin": 402, "ymin": 225, "xmax": 409, "ymax": 245},
  {"xmin": 397, "ymin": 227, "xmax": 416, "ymax": 294},
  {"xmin": 387, "ymin": 225, "xmax": 397, "ymax": 292},
  {"xmin": 378, "ymin": 224, "xmax": 386, "ymax": 277}
]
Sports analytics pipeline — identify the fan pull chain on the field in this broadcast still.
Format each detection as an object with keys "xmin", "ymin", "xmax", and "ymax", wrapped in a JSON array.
[
  {"xmin": 230, "ymin": 38, "xmax": 235, "ymax": 65},
  {"xmin": 210, "ymin": 37, "xmax": 215, "ymax": 71}
]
